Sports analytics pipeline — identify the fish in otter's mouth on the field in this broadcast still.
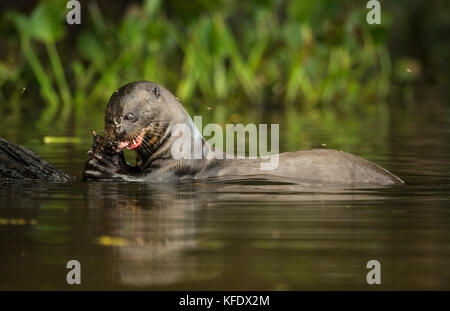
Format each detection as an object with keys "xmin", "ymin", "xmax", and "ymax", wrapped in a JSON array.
[{"xmin": 116, "ymin": 128, "xmax": 147, "ymax": 150}]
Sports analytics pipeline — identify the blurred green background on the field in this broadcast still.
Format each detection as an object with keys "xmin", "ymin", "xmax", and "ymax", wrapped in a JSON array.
[
  {"xmin": 0, "ymin": 0, "xmax": 449, "ymax": 153},
  {"xmin": 2, "ymin": 1, "xmax": 450, "ymax": 291}
]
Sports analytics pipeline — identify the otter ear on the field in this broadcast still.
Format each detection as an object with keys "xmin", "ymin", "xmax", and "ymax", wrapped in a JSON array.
[{"xmin": 151, "ymin": 85, "xmax": 160, "ymax": 98}]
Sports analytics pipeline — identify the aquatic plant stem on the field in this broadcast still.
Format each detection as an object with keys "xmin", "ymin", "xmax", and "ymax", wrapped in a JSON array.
[
  {"xmin": 46, "ymin": 41, "xmax": 73, "ymax": 115},
  {"xmin": 20, "ymin": 37, "xmax": 59, "ymax": 119}
]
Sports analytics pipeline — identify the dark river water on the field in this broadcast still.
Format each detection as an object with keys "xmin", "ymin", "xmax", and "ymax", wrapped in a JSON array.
[{"xmin": 1, "ymin": 89, "xmax": 450, "ymax": 290}]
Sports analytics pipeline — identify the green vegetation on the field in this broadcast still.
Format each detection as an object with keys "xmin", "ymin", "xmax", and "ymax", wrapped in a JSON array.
[
  {"xmin": 0, "ymin": 0, "xmax": 448, "ymax": 157},
  {"xmin": 1, "ymin": 0, "xmax": 393, "ymax": 122}
]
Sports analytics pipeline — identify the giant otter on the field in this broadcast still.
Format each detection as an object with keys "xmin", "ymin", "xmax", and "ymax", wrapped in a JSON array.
[{"xmin": 83, "ymin": 81, "xmax": 404, "ymax": 185}]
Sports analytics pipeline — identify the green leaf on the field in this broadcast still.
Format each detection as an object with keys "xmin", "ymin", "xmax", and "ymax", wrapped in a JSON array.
[
  {"xmin": 29, "ymin": 1, "xmax": 65, "ymax": 43},
  {"xmin": 77, "ymin": 32, "xmax": 106, "ymax": 64}
]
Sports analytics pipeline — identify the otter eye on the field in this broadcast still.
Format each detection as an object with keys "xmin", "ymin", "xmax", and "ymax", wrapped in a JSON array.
[
  {"xmin": 152, "ymin": 85, "xmax": 160, "ymax": 98},
  {"xmin": 124, "ymin": 112, "xmax": 136, "ymax": 122}
]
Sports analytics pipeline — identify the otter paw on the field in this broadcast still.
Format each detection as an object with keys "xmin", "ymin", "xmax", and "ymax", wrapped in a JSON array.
[{"xmin": 83, "ymin": 157, "xmax": 126, "ymax": 180}]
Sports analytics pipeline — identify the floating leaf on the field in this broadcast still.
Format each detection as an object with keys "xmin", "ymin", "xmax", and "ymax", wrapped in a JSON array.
[
  {"xmin": 43, "ymin": 136, "xmax": 81, "ymax": 144},
  {"xmin": 97, "ymin": 236, "xmax": 128, "ymax": 247}
]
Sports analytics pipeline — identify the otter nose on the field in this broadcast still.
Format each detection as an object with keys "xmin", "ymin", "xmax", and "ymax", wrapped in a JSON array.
[{"xmin": 116, "ymin": 127, "xmax": 126, "ymax": 139}]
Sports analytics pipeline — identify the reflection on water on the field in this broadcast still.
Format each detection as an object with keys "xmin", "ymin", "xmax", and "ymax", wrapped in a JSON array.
[
  {"xmin": 1, "ymin": 179, "xmax": 450, "ymax": 290},
  {"xmin": 1, "ymin": 93, "xmax": 450, "ymax": 290}
]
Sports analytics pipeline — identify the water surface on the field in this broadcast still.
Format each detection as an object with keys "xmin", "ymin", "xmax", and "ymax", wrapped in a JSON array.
[{"xmin": 1, "ymin": 94, "xmax": 450, "ymax": 290}]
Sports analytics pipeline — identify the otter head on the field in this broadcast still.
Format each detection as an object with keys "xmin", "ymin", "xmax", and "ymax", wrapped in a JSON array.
[{"xmin": 104, "ymin": 81, "xmax": 187, "ymax": 153}]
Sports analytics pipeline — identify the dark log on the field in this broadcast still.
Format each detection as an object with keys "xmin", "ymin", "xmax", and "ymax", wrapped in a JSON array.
[{"xmin": 0, "ymin": 138, "xmax": 71, "ymax": 182}]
